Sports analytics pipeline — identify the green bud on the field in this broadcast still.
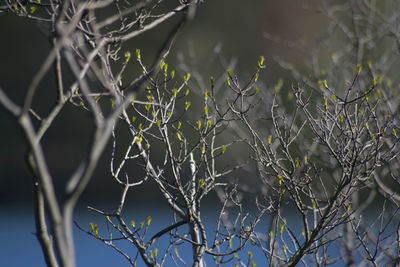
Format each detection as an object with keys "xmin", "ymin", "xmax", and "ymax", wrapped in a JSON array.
[
  {"xmin": 185, "ymin": 101, "xmax": 191, "ymax": 111},
  {"xmin": 221, "ymin": 145, "xmax": 226, "ymax": 154},
  {"xmin": 176, "ymin": 132, "xmax": 182, "ymax": 141},
  {"xmin": 124, "ymin": 51, "xmax": 131, "ymax": 63},
  {"xmin": 136, "ymin": 49, "xmax": 141, "ymax": 61}
]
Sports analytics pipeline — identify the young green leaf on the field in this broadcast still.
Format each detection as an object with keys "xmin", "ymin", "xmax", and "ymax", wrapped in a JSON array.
[
  {"xmin": 323, "ymin": 97, "xmax": 328, "ymax": 106},
  {"xmin": 124, "ymin": 51, "xmax": 131, "ymax": 63},
  {"xmin": 258, "ymin": 55, "xmax": 266, "ymax": 68},
  {"xmin": 356, "ymin": 64, "xmax": 362, "ymax": 73},
  {"xmin": 184, "ymin": 73, "xmax": 191, "ymax": 83},
  {"xmin": 147, "ymin": 95, "xmax": 154, "ymax": 102},
  {"xmin": 163, "ymin": 63, "xmax": 168, "ymax": 74},
  {"xmin": 176, "ymin": 132, "xmax": 182, "ymax": 141},
  {"xmin": 159, "ymin": 60, "xmax": 165, "ymax": 70},
  {"xmin": 277, "ymin": 174, "xmax": 282, "ymax": 185},
  {"xmin": 185, "ymin": 101, "xmax": 191, "ymax": 111},
  {"xmin": 136, "ymin": 49, "xmax": 141, "ymax": 61},
  {"xmin": 89, "ymin": 222, "xmax": 95, "ymax": 231},
  {"xmin": 226, "ymin": 76, "xmax": 231, "ymax": 86},
  {"xmin": 221, "ymin": 145, "xmax": 226, "ymax": 154}
]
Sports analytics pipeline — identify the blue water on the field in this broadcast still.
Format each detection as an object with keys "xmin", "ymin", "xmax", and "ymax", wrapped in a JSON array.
[
  {"xmin": 0, "ymin": 205, "xmax": 129, "ymax": 266},
  {"xmin": 0, "ymin": 204, "xmax": 221, "ymax": 266},
  {"xmin": 0, "ymin": 204, "xmax": 269, "ymax": 266},
  {"xmin": 0, "ymin": 204, "xmax": 346, "ymax": 266}
]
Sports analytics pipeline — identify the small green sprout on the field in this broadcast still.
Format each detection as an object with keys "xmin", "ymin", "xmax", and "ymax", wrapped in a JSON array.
[
  {"xmin": 176, "ymin": 132, "xmax": 182, "ymax": 141},
  {"xmin": 277, "ymin": 174, "xmax": 282, "ymax": 185},
  {"xmin": 185, "ymin": 101, "xmax": 191, "ymax": 111},
  {"xmin": 226, "ymin": 76, "xmax": 231, "ymax": 86},
  {"xmin": 124, "ymin": 51, "xmax": 131, "ymax": 63},
  {"xmin": 136, "ymin": 49, "xmax": 141, "ymax": 61},
  {"xmin": 221, "ymin": 145, "xmax": 226, "ymax": 154},
  {"xmin": 184, "ymin": 73, "xmax": 191, "ymax": 83},
  {"xmin": 258, "ymin": 55, "xmax": 266, "ymax": 68},
  {"xmin": 356, "ymin": 64, "xmax": 362, "ymax": 73}
]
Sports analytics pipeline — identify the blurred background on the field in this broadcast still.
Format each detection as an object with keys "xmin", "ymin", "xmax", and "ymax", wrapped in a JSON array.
[
  {"xmin": 0, "ymin": 0, "xmax": 326, "ymax": 205},
  {"xmin": 0, "ymin": 0, "xmax": 328, "ymax": 265}
]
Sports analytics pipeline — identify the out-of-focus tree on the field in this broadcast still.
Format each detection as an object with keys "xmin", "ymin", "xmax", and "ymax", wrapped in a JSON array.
[{"xmin": 0, "ymin": 0, "xmax": 399, "ymax": 266}]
